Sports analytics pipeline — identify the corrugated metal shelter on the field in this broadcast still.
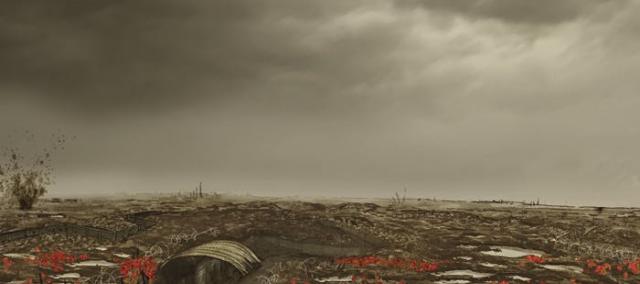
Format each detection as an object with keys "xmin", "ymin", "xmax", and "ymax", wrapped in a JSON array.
[
  {"xmin": 173, "ymin": 240, "xmax": 260, "ymax": 275},
  {"xmin": 154, "ymin": 240, "xmax": 260, "ymax": 284}
]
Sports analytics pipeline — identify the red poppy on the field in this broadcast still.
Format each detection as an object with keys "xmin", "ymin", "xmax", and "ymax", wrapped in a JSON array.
[{"xmin": 2, "ymin": 257, "xmax": 12, "ymax": 272}]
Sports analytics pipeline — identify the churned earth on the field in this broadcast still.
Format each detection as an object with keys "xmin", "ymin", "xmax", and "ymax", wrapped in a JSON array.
[{"xmin": 1, "ymin": 195, "xmax": 640, "ymax": 283}]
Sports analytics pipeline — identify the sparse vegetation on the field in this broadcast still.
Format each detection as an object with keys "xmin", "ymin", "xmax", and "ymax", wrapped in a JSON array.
[
  {"xmin": 6, "ymin": 170, "xmax": 48, "ymax": 210},
  {"xmin": 391, "ymin": 187, "xmax": 407, "ymax": 207},
  {"xmin": 2, "ymin": 195, "xmax": 640, "ymax": 283},
  {"xmin": 0, "ymin": 132, "xmax": 68, "ymax": 210},
  {"xmin": 192, "ymin": 182, "xmax": 203, "ymax": 199}
]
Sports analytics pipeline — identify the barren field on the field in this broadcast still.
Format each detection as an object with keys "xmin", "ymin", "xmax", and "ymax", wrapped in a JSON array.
[{"xmin": 1, "ymin": 195, "xmax": 640, "ymax": 283}]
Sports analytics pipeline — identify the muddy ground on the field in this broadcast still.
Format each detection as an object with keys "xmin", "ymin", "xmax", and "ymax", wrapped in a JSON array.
[{"xmin": 1, "ymin": 195, "xmax": 640, "ymax": 283}]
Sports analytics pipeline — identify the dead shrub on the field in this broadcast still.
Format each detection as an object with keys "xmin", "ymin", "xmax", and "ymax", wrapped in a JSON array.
[{"xmin": 0, "ymin": 132, "xmax": 67, "ymax": 210}]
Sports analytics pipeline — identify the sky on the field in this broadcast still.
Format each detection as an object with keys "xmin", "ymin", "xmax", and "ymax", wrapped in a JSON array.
[{"xmin": 1, "ymin": 0, "xmax": 640, "ymax": 206}]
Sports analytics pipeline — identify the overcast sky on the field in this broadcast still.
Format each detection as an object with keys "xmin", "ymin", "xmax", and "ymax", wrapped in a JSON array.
[{"xmin": 2, "ymin": 0, "xmax": 640, "ymax": 206}]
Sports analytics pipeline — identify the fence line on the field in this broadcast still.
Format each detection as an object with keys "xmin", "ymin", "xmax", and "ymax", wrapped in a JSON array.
[{"xmin": 0, "ymin": 211, "xmax": 158, "ymax": 244}]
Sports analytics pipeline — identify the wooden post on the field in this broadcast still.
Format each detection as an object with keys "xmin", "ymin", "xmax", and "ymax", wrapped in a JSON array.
[
  {"xmin": 37, "ymin": 268, "xmax": 43, "ymax": 284},
  {"xmin": 140, "ymin": 271, "xmax": 149, "ymax": 284}
]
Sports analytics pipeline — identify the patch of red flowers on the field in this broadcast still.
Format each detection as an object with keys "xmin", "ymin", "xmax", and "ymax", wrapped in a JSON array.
[
  {"xmin": 118, "ymin": 256, "xmax": 158, "ymax": 281},
  {"xmin": 2, "ymin": 257, "xmax": 13, "ymax": 272},
  {"xmin": 2, "ymin": 247, "xmax": 88, "ymax": 283},
  {"xmin": 627, "ymin": 259, "xmax": 640, "ymax": 275},
  {"xmin": 29, "ymin": 250, "xmax": 79, "ymax": 272},
  {"xmin": 3, "ymin": 246, "xmax": 160, "ymax": 284},
  {"xmin": 336, "ymin": 256, "xmax": 440, "ymax": 273},
  {"xmin": 518, "ymin": 255, "xmax": 546, "ymax": 267},
  {"xmin": 525, "ymin": 255, "xmax": 545, "ymax": 264},
  {"xmin": 584, "ymin": 258, "xmax": 640, "ymax": 280}
]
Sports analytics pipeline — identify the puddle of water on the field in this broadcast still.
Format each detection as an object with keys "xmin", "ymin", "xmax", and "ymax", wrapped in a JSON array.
[
  {"xmin": 466, "ymin": 235, "xmax": 486, "ymax": 240},
  {"xmin": 480, "ymin": 246, "xmax": 545, "ymax": 258},
  {"xmin": 3, "ymin": 253, "xmax": 35, "ymax": 259},
  {"xmin": 68, "ymin": 260, "xmax": 118, "ymax": 267},
  {"xmin": 434, "ymin": 280, "xmax": 471, "ymax": 284},
  {"xmin": 509, "ymin": 275, "xmax": 531, "ymax": 281},
  {"xmin": 479, "ymin": 262, "xmax": 507, "ymax": 269},
  {"xmin": 434, "ymin": 270, "xmax": 494, "ymax": 279},
  {"xmin": 51, "ymin": 273, "xmax": 81, "ymax": 279},
  {"xmin": 454, "ymin": 256, "xmax": 473, "ymax": 261},
  {"xmin": 113, "ymin": 253, "xmax": 131, "ymax": 258},
  {"xmin": 541, "ymin": 264, "xmax": 583, "ymax": 274},
  {"xmin": 315, "ymin": 276, "xmax": 352, "ymax": 282},
  {"xmin": 457, "ymin": 245, "xmax": 477, "ymax": 250},
  {"xmin": 94, "ymin": 247, "xmax": 108, "ymax": 251}
]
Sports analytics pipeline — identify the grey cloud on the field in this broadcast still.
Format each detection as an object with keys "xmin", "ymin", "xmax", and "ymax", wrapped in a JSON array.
[
  {"xmin": 395, "ymin": 0, "xmax": 619, "ymax": 25},
  {"xmin": 1, "ymin": 0, "xmax": 385, "ymax": 115},
  {"xmin": 2, "ymin": 0, "xmax": 640, "ymax": 206}
]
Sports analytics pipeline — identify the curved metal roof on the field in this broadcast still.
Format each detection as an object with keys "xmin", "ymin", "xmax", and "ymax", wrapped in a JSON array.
[{"xmin": 173, "ymin": 240, "xmax": 260, "ymax": 275}]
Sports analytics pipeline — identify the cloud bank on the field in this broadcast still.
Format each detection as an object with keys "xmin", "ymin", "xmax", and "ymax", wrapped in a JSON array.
[{"xmin": 1, "ymin": 0, "xmax": 640, "ymax": 205}]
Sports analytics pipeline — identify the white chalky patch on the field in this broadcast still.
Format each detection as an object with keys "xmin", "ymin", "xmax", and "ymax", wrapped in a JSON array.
[
  {"xmin": 541, "ymin": 264, "xmax": 583, "ymax": 274},
  {"xmin": 481, "ymin": 246, "xmax": 545, "ymax": 258},
  {"xmin": 434, "ymin": 280, "xmax": 471, "ymax": 284},
  {"xmin": 3, "ymin": 253, "xmax": 35, "ymax": 259},
  {"xmin": 509, "ymin": 275, "xmax": 531, "ymax": 281},
  {"xmin": 51, "ymin": 273, "xmax": 81, "ymax": 279},
  {"xmin": 434, "ymin": 270, "xmax": 494, "ymax": 279},
  {"xmin": 68, "ymin": 260, "xmax": 118, "ymax": 267},
  {"xmin": 315, "ymin": 276, "xmax": 353, "ymax": 282},
  {"xmin": 479, "ymin": 262, "xmax": 507, "ymax": 269}
]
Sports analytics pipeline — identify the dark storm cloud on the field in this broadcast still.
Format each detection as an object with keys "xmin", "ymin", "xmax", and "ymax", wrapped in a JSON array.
[
  {"xmin": 2, "ymin": 0, "xmax": 640, "ymax": 206},
  {"xmin": 394, "ymin": 0, "xmax": 619, "ymax": 25},
  {"xmin": 0, "ymin": 1, "xmax": 265, "ymax": 111},
  {"xmin": 1, "ymin": 0, "xmax": 385, "ymax": 114}
]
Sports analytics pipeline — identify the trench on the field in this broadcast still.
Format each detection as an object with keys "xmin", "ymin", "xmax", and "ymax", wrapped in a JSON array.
[{"xmin": 0, "ymin": 211, "xmax": 159, "ymax": 243}]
